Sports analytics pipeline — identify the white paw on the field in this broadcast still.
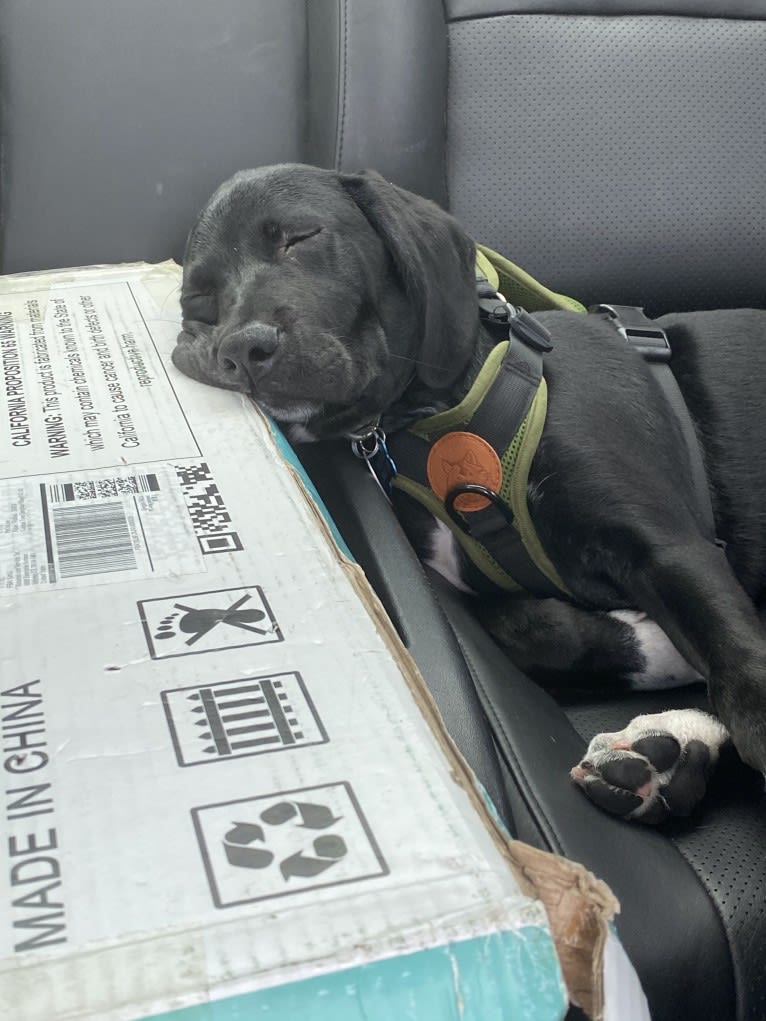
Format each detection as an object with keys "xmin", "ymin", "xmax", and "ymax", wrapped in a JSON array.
[{"xmin": 571, "ymin": 709, "xmax": 729, "ymax": 823}]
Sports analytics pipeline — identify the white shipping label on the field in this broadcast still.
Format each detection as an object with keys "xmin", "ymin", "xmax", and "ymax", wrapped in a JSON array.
[{"xmin": 0, "ymin": 465, "xmax": 206, "ymax": 590}]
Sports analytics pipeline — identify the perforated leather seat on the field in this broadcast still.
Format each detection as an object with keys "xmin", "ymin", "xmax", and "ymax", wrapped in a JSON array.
[{"xmin": 302, "ymin": 3, "xmax": 766, "ymax": 1018}]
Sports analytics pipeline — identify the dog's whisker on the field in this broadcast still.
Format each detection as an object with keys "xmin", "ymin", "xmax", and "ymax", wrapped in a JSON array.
[{"xmin": 386, "ymin": 351, "xmax": 451, "ymax": 372}]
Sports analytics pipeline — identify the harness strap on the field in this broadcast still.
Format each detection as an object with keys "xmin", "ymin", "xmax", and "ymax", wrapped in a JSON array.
[
  {"xmin": 389, "ymin": 333, "xmax": 570, "ymax": 597},
  {"xmin": 591, "ymin": 304, "xmax": 716, "ymax": 542}
]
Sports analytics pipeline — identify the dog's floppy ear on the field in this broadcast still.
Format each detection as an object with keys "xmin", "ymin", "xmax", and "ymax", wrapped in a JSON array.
[{"xmin": 341, "ymin": 170, "xmax": 478, "ymax": 389}]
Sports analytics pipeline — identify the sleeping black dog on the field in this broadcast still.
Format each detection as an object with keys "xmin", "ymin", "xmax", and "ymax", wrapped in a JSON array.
[{"xmin": 172, "ymin": 164, "xmax": 766, "ymax": 824}]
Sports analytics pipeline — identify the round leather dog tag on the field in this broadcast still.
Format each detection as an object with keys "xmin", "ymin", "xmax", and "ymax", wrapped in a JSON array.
[{"xmin": 427, "ymin": 431, "xmax": 503, "ymax": 511}]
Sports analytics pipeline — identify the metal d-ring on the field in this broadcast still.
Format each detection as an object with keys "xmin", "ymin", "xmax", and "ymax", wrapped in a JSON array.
[
  {"xmin": 351, "ymin": 426, "xmax": 384, "ymax": 461},
  {"xmin": 444, "ymin": 483, "xmax": 514, "ymax": 533},
  {"xmin": 350, "ymin": 426, "xmax": 397, "ymax": 499}
]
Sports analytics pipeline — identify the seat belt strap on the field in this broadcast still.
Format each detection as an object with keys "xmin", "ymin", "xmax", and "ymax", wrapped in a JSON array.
[{"xmin": 591, "ymin": 304, "xmax": 716, "ymax": 542}]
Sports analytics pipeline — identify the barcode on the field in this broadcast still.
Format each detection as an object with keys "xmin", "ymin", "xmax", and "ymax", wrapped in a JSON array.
[
  {"xmin": 174, "ymin": 462, "xmax": 243, "ymax": 555},
  {"xmin": 49, "ymin": 473, "xmax": 159, "ymax": 503},
  {"xmin": 50, "ymin": 502, "xmax": 137, "ymax": 579}
]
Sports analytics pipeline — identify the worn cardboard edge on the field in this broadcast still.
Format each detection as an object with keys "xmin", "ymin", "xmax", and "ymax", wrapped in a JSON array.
[
  {"xmin": 143, "ymin": 925, "xmax": 564, "ymax": 1021},
  {"xmin": 270, "ymin": 413, "xmax": 620, "ymax": 1020},
  {"xmin": 508, "ymin": 843, "xmax": 618, "ymax": 1021},
  {"xmin": 0, "ymin": 260, "xmax": 179, "ymax": 287},
  {"xmin": 0, "ymin": 915, "xmax": 558, "ymax": 1021}
]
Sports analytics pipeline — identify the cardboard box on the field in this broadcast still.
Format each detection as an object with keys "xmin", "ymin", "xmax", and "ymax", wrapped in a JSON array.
[{"xmin": 0, "ymin": 262, "xmax": 645, "ymax": 1020}]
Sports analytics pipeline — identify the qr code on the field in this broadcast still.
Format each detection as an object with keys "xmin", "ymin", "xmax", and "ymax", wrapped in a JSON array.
[
  {"xmin": 49, "ymin": 474, "xmax": 159, "ymax": 503},
  {"xmin": 174, "ymin": 462, "xmax": 243, "ymax": 555}
]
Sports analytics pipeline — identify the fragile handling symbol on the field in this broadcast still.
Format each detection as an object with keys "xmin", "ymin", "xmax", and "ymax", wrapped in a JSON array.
[{"xmin": 222, "ymin": 801, "xmax": 347, "ymax": 881}]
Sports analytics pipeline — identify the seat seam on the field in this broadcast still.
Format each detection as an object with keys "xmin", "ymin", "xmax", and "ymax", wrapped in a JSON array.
[
  {"xmin": 441, "ymin": 0, "xmax": 452, "ymax": 210},
  {"xmin": 446, "ymin": 10, "xmax": 766, "ymax": 24},
  {"xmin": 334, "ymin": 0, "xmax": 349, "ymax": 168},
  {"xmin": 448, "ymin": 626, "xmax": 568, "ymax": 854}
]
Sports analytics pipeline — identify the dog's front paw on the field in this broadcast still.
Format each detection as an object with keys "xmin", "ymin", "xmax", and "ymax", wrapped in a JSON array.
[{"xmin": 570, "ymin": 709, "xmax": 729, "ymax": 823}]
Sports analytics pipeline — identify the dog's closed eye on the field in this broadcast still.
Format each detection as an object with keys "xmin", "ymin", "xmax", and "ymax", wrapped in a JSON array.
[{"xmin": 284, "ymin": 227, "xmax": 323, "ymax": 253}]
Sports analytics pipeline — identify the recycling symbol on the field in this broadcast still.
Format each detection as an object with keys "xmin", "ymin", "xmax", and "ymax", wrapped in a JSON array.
[
  {"xmin": 223, "ymin": 800, "xmax": 347, "ymax": 881},
  {"xmin": 192, "ymin": 782, "xmax": 388, "ymax": 907}
]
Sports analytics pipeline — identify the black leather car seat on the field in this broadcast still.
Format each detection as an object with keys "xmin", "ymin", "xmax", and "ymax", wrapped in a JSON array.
[
  {"xmin": 0, "ymin": 0, "xmax": 309, "ymax": 273},
  {"xmin": 303, "ymin": 2, "xmax": 766, "ymax": 1018}
]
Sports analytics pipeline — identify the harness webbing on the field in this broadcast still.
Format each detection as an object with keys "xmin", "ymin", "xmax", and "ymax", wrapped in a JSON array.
[
  {"xmin": 388, "ymin": 339, "xmax": 570, "ymax": 597},
  {"xmin": 475, "ymin": 245, "xmax": 586, "ymax": 315}
]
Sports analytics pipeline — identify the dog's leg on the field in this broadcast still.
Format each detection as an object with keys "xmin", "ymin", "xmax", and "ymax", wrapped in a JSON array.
[
  {"xmin": 481, "ymin": 593, "xmax": 729, "ymax": 822},
  {"xmin": 573, "ymin": 539, "xmax": 766, "ymax": 821},
  {"xmin": 478, "ymin": 596, "xmax": 701, "ymax": 691},
  {"xmin": 629, "ymin": 539, "xmax": 766, "ymax": 772}
]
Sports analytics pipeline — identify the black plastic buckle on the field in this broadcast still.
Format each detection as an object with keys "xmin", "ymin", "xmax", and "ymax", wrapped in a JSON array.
[
  {"xmin": 478, "ymin": 291, "xmax": 515, "ymax": 340},
  {"xmin": 478, "ymin": 287, "xmax": 554, "ymax": 354},
  {"xmin": 508, "ymin": 307, "xmax": 554, "ymax": 353},
  {"xmin": 591, "ymin": 303, "xmax": 671, "ymax": 362}
]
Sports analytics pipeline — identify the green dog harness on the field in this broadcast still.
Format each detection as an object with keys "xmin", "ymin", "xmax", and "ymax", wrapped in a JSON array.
[
  {"xmin": 353, "ymin": 242, "xmax": 714, "ymax": 598},
  {"xmin": 382, "ymin": 244, "xmax": 582, "ymax": 597},
  {"xmin": 388, "ymin": 340, "xmax": 568, "ymax": 596}
]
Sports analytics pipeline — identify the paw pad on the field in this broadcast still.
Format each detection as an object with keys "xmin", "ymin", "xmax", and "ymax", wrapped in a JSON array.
[{"xmin": 571, "ymin": 709, "xmax": 728, "ymax": 824}]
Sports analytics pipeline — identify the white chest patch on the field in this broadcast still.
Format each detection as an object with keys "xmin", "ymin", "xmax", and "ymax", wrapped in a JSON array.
[
  {"xmin": 608, "ymin": 609, "xmax": 703, "ymax": 689},
  {"xmin": 284, "ymin": 422, "xmax": 317, "ymax": 443},
  {"xmin": 425, "ymin": 518, "xmax": 475, "ymax": 594}
]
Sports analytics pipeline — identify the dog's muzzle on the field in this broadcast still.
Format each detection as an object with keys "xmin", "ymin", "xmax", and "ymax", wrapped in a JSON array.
[
  {"xmin": 172, "ymin": 328, "xmax": 253, "ymax": 393},
  {"xmin": 217, "ymin": 323, "xmax": 281, "ymax": 383}
]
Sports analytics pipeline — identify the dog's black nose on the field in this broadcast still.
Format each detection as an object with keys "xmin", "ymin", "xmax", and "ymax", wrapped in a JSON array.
[{"xmin": 218, "ymin": 324, "xmax": 280, "ymax": 375}]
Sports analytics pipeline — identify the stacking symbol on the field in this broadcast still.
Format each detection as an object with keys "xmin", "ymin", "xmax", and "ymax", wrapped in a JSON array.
[
  {"xmin": 223, "ymin": 802, "xmax": 347, "ymax": 880},
  {"xmin": 162, "ymin": 672, "xmax": 328, "ymax": 766},
  {"xmin": 191, "ymin": 677, "xmax": 303, "ymax": 757}
]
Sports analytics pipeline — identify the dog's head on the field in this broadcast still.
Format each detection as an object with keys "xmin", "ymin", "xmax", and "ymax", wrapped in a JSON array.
[{"xmin": 172, "ymin": 165, "xmax": 479, "ymax": 439}]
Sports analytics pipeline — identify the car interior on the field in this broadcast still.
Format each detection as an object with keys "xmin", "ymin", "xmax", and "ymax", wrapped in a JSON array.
[{"xmin": 3, "ymin": 1, "xmax": 766, "ymax": 1018}]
